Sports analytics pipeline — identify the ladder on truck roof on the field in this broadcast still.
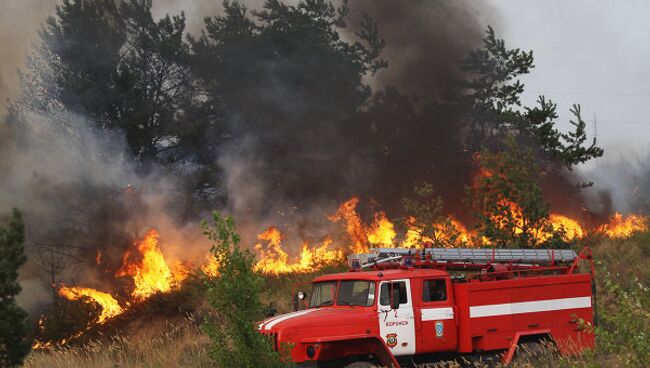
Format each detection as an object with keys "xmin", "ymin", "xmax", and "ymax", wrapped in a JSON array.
[{"xmin": 348, "ymin": 247, "xmax": 579, "ymax": 271}]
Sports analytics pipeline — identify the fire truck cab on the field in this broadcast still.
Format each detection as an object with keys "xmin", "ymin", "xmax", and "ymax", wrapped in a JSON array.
[{"xmin": 258, "ymin": 248, "xmax": 595, "ymax": 368}]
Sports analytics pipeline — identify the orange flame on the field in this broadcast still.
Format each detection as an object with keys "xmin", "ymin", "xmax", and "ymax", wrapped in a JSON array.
[
  {"xmin": 549, "ymin": 214, "xmax": 585, "ymax": 240},
  {"xmin": 367, "ymin": 212, "xmax": 396, "ymax": 247},
  {"xmin": 116, "ymin": 229, "xmax": 187, "ymax": 300},
  {"xmin": 598, "ymin": 212, "xmax": 648, "ymax": 239},
  {"xmin": 400, "ymin": 217, "xmax": 422, "ymax": 249},
  {"xmin": 253, "ymin": 227, "xmax": 344, "ymax": 275},
  {"xmin": 201, "ymin": 254, "xmax": 222, "ymax": 277},
  {"xmin": 329, "ymin": 197, "xmax": 369, "ymax": 253},
  {"xmin": 58, "ymin": 286, "xmax": 123, "ymax": 324}
]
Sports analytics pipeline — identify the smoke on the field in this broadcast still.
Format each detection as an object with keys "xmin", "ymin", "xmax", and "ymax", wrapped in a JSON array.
[
  {"xmin": 347, "ymin": 0, "xmax": 491, "ymax": 102},
  {"xmin": 577, "ymin": 145, "xmax": 650, "ymax": 216},
  {"xmin": 0, "ymin": 108, "xmax": 210, "ymax": 311},
  {"xmin": 0, "ymin": 0, "xmax": 55, "ymax": 110}
]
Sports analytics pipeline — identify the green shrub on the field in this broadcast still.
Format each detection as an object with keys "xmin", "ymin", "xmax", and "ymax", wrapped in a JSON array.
[
  {"xmin": 593, "ymin": 271, "xmax": 650, "ymax": 367},
  {"xmin": 201, "ymin": 212, "xmax": 291, "ymax": 368}
]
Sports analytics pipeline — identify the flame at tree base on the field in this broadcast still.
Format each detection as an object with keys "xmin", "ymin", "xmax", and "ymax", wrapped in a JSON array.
[{"xmin": 58, "ymin": 286, "xmax": 123, "ymax": 324}]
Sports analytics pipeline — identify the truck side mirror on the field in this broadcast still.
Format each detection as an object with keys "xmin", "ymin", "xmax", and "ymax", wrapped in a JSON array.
[
  {"xmin": 293, "ymin": 291, "xmax": 308, "ymax": 311},
  {"xmin": 390, "ymin": 287, "xmax": 400, "ymax": 310}
]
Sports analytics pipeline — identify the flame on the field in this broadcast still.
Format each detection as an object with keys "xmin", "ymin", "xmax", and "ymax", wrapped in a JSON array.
[
  {"xmin": 329, "ymin": 197, "xmax": 369, "ymax": 253},
  {"xmin": 400, "ymin": 217, "xmax": 422, "ymax": 248},
  {"xmin": 58, "ymin": 286, "xmax": 123, "ymax": 324},
  {"xmin": 432, "ymin": 217, "xmax": 473, "ymax": 247},
  {"xmin": 201, "ymin": 254, "xmax": 222, "ymax": 277},
  {"xmin": 253, "ymin": 227, "xmax": 344, "ymax": 275},
  {"xmin": 116, "ymin": 229, "xmax": 187, "ymax": 300},
  {"xmin": 598, "ymin": 212, "xmax": 648, "ymax": 239},
  {"xmin": 367, "ymin": 212, "xmax": 396, "ymax": 247},
  {"xmin": 549, "ymin": 214, "xmax": 585, "ymax": 240}
]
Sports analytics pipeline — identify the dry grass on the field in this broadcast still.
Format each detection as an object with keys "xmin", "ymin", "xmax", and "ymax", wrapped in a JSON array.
[{"xmin": 24, "ymin": 318, "xmax": 211, "ymax": 368}]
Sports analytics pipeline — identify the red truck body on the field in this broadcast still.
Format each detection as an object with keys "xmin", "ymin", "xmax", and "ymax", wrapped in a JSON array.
[{"xmin": 259, "ymin": 248, "xmax": 595, "ymax": 367}]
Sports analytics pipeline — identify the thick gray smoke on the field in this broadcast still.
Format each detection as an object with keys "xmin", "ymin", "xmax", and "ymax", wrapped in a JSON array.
[
  {"xmin": 0, "ymin": 108, "xmax": 210, "ymax": 311},
  {"xmin": 347, "ymin": 0, "xmax": 491, "ymax": 102}
]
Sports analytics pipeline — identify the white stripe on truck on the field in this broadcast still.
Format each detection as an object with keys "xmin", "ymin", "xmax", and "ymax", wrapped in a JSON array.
[
  {"xmin": 264, "ymin": 309, "xmax": 318, "ymax": 330},
  {"xmin": 470, "ymin": 296, "xmax": 592, "ymax": 318},
  {"xmin": 421, "ymin": 307, "xmax": 454, "ymax": 321}
]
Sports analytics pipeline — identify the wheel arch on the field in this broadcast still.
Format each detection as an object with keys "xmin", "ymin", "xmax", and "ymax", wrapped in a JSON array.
[
  {"xmin": 502, "ymin": 329, "xmax": 556, "ymax": 365},
  {"xmin": 301, "ymin": 335, "xmax": 400, "ymax": 368}
]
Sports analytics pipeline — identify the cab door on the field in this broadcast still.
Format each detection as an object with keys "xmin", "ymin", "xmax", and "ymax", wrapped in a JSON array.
[
  {"xmin": 378, "ymin": 279, "xmax": 416, "ymax": 356},
  {"xmin": 418, "ymin": 277, "xmax": 457, "ymax": 353}
]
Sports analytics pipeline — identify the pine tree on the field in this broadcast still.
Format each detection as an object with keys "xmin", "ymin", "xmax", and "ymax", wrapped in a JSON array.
[
  {"xmin": 461, "ymin": 26, "xmax": 604, "ymax": 169},
  {"xmin": 0, "ymin": 209, "xmax": 31, "ymax": 367},
  {"xmin": 465, "ymin": 139, "xmax": 566, "ymax": 248}
]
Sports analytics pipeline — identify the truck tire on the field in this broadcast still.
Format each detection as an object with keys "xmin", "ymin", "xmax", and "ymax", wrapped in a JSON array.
[
  {"xmin": 343, "ymin": 362, "xmax": 378, "ymax": 368},
  {"xmin": 514, "ymin": 340, "xmax": 555, "ymax": 364}
]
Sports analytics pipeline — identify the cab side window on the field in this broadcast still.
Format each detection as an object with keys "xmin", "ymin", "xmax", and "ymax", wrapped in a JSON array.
[
  {"xmin": 422, "ymin": 279, "xmax": 447, "ymax": 302},
  {"xmin": 379, "ymin": 282, "xmax": 408, "ymax": 306}
]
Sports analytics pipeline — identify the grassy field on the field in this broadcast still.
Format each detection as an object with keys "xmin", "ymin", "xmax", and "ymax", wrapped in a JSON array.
[{"xmin": 24, "ymin": 235, "xmax": 650, "ymax": 368}]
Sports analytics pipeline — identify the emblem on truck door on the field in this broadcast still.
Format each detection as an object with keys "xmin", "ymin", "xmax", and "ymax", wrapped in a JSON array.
[
  {"xmin": 435, "ymin": 321, "xmax": 444, "ymax": 338},
  {"xmin": 386, "ymin": 333, "xmax": 398, "ymax": 348}
]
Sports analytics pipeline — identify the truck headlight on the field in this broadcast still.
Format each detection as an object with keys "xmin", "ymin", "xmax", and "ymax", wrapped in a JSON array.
[{"xmin": 306, "ymin": 345, "xmax": 316, "ymax": 358}]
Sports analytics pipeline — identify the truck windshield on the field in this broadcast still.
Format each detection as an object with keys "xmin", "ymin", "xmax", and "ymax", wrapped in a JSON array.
[
  {"xmin": 309, "ymin": 282, "xmax": 337, "ymax": 308},
  {"xmin": 337, "ymin": 281, "xmax": 376, "ymax": 307}
]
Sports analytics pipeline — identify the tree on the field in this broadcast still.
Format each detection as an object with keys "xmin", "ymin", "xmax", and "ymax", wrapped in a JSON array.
[
  {"xmin": 466, "ymin": 139, "xmax": 566, "ymax": 248},
  {"xmin": 0, "ymin": 209, "xmax": 31, "ymax": 367},
  {"xmin": 201, "ymin": 212, "xmax": 289, "ymax": 368},
  {"xmin": 29, "ymin": 0, "xmax": 195, "ymax": 169},
  {"xmin": 38, "ymin": 0, "xmax": 126, "ymax": 122},
  {"xmin": 188, "ymin": 0, "xmax": 386, "ymax": 208},
  {"xmin": 461, "ymin": 26, "xmax": 603, "ymax": 169},
  {"xmin": 114, "ymin": 0, "xmax": 194, "ymax": 165}
]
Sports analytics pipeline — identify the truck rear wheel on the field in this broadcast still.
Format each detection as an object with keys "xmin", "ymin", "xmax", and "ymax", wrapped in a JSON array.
[
  {"xmin": 343, "ymin": 362, "xmax": 378, "ymax": 368},
  {"xmin": 514, "ymin": 338, "xmax": 556, "ymax": 364}
]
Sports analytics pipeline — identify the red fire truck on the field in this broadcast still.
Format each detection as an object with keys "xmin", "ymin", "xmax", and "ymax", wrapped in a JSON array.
[{"xmin": 259, "ymin": 247, "xmax": 596, "ymax": 367}]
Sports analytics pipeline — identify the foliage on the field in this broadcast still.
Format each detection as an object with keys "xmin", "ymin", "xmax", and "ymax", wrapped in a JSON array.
[
  {"xmin": 465, "ymin": 139, "xmax": 566, "ymax": 248},
  {"xmin": 0, "ymin": 209, "xmax": 31, "ymax": 367},
  {"xmin": 201, "ymin": 212, "xmax": 290, "ymax": 368},
  {"xmin": 34, "ymin": 0, "xmax": 193, "ymax": 168},
  {"xmin": 37, "ymin": 0, "xmax": 126, "ymax": 121},
  {"xmin": 592, "ymin": 271, "xmax": 650, "ymax": 367},
  {"xmin": 188, "ymin": 0, "xmax": 387, "ymax": 204},
  {"xmin": 401, "ymin": 183, "xmax": 465, "ymax": 247},
  {"xmin": 461, "ymin": 26, "xmax": 603, "ymax": 169}
]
